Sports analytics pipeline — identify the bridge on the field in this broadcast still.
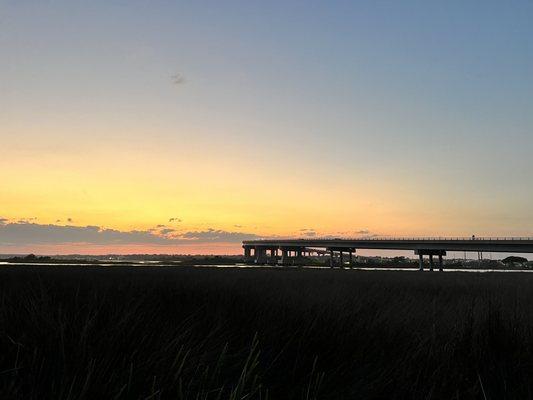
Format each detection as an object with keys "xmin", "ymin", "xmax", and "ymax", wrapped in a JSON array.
[{"xmin": 242, "ymin": 237, "xmax": 533, "ymax": 270}]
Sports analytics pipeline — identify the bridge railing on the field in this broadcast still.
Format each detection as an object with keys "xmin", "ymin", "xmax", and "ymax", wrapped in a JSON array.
[{"xmin": 246, "ymin": 237, "xmax": 533, "ymax": 242}]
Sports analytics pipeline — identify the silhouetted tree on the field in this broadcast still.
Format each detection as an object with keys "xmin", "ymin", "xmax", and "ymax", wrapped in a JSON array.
[{"xmin": 502, "ymin": 256, "xmax": 528, "ymax": 264}]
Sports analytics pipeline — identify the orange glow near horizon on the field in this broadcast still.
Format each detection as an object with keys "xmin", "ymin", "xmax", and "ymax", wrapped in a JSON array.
[
  {"xmin": 0, "ymin": 243, "xmax": 244, "ymax": 256},
  {"xmin": 2, "ymin": 140, "xmax": 532, "ymax": 256}
]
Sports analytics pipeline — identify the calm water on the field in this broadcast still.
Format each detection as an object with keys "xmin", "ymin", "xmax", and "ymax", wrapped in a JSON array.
[{"xmin": 0, "ymin": 261, "xmax": 531, "ymax": 273}]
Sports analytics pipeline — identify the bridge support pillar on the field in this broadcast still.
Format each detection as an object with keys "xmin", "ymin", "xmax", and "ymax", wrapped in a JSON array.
[
  {"xmin": 280, "ymin": 249, "xmax": 288, "ymax": 266},
  {"xmin": 415, "ymin": 250, "xmax": 446, "ymax": 272},
  {"xmin": 294, "ymin": 247, "xmax": 305, "ymax": 266},
  {"xmin": 255, "ymin": 247, "xmax": 268, "ymax": 265},
  {"xmin": 270, "ymin": 248, "xmax": 278, "ymax": 265},
  {"xmin": 243, "ymin": 246, "xmax": 253, "ymax": 264},
  {"xmin": 339, "ymin": 251, "xmax": 344, "ymax": 268},
  {"xmin": 329, "ymin": 249, "xmax": 334, "ymax": 268},
  {"xmin": 349, "ymin": 250, "xmax": 353, "ymax": 268},
  {"xmin": 253, "ymin": 247, "xmax": 258, "ymax": 264}
]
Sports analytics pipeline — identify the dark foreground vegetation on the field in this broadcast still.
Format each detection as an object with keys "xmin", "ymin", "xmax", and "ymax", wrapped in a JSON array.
[{"xmin": 1, "ymin": 267, "xmax": 533, "ymax": 399}]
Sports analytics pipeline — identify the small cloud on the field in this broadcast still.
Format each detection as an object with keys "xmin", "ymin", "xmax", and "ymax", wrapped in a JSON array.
[
  {"xmin": 156, "ymin": 224, "xmax": 166, "ymax": 228},
  {"xmin": 0, "ymin": 218, "xmax": 7, "ymax": 225},
  {"xmin": 234, "ymin": 224, "xmax": 243, "ymax": 228},
  {"xmin": 56, "ymin": 219, "xmax": 61, "ymax": 223},
  {"xmin": 17, "ymin": 217, "xmax": 38, "ymax": 224},
  {"xmin": 67, "ymin": 218, "xmax": 73, "ymax": 223},
  {"xmin": 353, "ymin": 229, "xmax": 379, "ymax": 239},
  {"xmin": 168, "ymin": 217, "xmax": 182, "ymax": 223},
  {"xmin": 299, "ymin": 228, "xmax": 317, "ymax": 237},
  {"xmin": 180, "ymin": 229, "xmax": 260, "ymax": 242},
  {"xmin": 160, "ymin": 228, "xmax": 175, "ymax": 235},
  {"xmin": 171, "ymin": 73, "xmax": 185, "ymax": 85}
]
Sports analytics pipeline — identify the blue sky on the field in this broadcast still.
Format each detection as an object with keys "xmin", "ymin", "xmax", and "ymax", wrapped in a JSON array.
[{"xmin": 2, "ymin": 0, "xmax": 533, "ymax": 253}]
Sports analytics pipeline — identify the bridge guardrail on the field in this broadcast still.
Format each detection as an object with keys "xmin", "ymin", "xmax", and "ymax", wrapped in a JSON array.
[{"xmin": 245, "ymin": 237, "xmax": 533, "ymax": 242}]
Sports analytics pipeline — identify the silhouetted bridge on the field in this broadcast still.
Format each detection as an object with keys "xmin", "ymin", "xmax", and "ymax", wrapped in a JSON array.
[{"xmin": 242, "ymin": 237, "xmax": 533, "ymax": 270}]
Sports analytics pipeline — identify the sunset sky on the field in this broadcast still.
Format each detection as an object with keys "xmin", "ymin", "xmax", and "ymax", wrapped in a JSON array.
[{"xmin": 2, "ymin": 1, "xmax": 533, "ymax": 254}]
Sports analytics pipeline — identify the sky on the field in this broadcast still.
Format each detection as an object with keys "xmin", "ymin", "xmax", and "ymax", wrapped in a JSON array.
[{"xmin": 1, "ymin": 0, "xmax": 533, "ymax": 255}]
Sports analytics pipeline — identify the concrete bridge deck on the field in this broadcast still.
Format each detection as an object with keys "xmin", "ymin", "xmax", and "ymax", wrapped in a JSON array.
[{"xmin": 242, "ymin": 237, "xmax": 533, "ymax": 270}]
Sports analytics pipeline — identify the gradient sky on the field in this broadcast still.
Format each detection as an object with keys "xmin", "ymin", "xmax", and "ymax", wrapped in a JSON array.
[{"xmin": 2, "ymin": 0, "xmax": 533, "ymax": 254}]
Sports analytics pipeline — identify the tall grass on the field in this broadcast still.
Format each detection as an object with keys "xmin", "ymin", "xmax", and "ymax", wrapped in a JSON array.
[{"xmin": 0, "ymin": 266, "xmax": 532, "ymax": 399}]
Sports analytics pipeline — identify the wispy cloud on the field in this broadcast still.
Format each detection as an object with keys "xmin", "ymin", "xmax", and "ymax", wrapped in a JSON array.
[
  {"xmin": 180, "ymin": 228, "xmax": 260, "ymax": 242},
  {"xmin": 171, "ymin": 73, "xmax": 185, "ymax": 85},
  {"xmin": 353, "ymin": 230, "xmax": 380, "ymax": 239},
  {"xmin": 17, "ymin": 217, "xmax": 38, "ymax": 224},
  {"xmin": 299, "ymin": 228, "xmax": 317, "ymax": 237}
]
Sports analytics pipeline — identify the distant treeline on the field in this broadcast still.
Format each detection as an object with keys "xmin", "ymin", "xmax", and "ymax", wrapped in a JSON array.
[
  {"xmin": 3, "ymin": 253, "xmax": 531, "ymax": 269},
  {"xmin": 4, "ymin": 254, "xmax": 244, "ymax": 266}
]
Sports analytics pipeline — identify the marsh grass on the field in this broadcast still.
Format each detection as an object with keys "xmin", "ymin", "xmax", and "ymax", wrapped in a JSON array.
[{"xmin": 0, "ymin": 266, "xmax": 532, "ymax": 399}]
